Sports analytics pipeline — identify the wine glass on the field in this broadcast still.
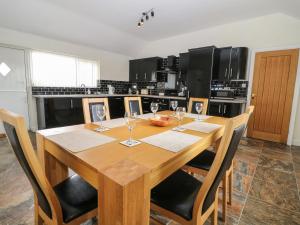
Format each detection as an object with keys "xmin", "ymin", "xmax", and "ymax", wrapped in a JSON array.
[
  {"xmin": 95, "ymin": 104, "xmax": 106, "ymax": 132},
  {"xmin": 170, "ymin": 101, "xmax": 178, "ymax": 115},
  {"xmin": 150, "ymin": 102, "xmax": 159, "ymax": 118},
  {"xmin": 124, "ymin": 112, "xmax": 137, "ymax": 146},
  {"xmin": 195, "ymin": 102, "xmax": 204, "ymax": 121},
  {"xmin": 174, "ymin": 107, "xmax": 186, "ymax": 131}
]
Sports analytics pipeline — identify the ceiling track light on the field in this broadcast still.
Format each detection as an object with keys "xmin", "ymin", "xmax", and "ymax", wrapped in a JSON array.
[{"xmin": 137, "ymin": 8, "xmax": 155, "ymax": 27}]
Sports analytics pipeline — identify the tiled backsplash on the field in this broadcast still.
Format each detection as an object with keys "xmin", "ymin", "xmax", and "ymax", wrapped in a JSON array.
[{"xmin": 32, "ymin": 80, "xmax": 158, "ymax": 95}]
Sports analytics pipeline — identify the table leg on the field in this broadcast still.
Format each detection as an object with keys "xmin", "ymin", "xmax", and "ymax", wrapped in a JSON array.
[
  {"xmin": 99, "ymin": 159, "xmax": 150, "ymax": 225},
  {"xmin": 36, "ymin": 133, "xmax": 68, "ymax": 186}
]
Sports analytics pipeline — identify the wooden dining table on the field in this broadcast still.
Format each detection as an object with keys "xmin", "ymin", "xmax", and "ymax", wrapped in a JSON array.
[{"xmin": 36, "ymin": 111, "xmax": 227, "ymax": 225}]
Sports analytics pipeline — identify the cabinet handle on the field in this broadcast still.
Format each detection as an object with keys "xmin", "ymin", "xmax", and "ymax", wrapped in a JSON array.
[
  {"xmin": 225, "ymin": 68, "xmax": 228, "ymax": 79},
  {"xmin": 70, "ymin": 99, "xmax": 73, "ymax": 109},
  {"xmin": 224, "ymin": 105, "xmax": 227, "ymax": 114},
  {"xmin": 230, "ymin": 68, "xmax": 233, "ymax": 78},
  {"xmin": 218, "ymin": 105, "xmax": 221, "ymax": 113},
  {"xmin": 144, "ymin": 73, "xmax": 147, "ymax": 80},
  {"xmin": 136, "ymin": 74, "xmax": 138, "ymax": 80}
]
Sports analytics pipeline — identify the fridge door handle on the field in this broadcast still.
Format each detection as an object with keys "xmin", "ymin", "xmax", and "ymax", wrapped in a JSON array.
[{"xmin": 225, "ymin": 68, "xmax": 228, "ymax": 79}]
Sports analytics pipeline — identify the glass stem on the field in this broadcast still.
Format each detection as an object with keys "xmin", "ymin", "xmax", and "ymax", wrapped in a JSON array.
[
  {"xmin": 198, "ymin": 113, "xmax": 200, "ymax": 121},
  {"xmin": 129, "ymin": 128, "xmax": 132, "ymax": 144}
]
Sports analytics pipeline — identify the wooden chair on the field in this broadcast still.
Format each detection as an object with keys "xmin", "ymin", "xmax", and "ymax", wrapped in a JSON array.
[
  {"xmin": 0, "ymin": 108, "xmax": 98, "ymax": 225},
  {"xmin": 124, "ymin": 96, "xmax": 143, "ymax": 115},
  {"xmin": 150, "ymin": 113, "xmax": 249, "ymax": 225},
  {"xmin": 182, "ymin": 106, "xmax": 254, "ymax": 222},
  {"xmin": 82, "ymin": 98, "xmax": 110, "ymax": 123},
  {"xmin": 188, "ymin": 98, "xmax": 209, "ymax": 114}
]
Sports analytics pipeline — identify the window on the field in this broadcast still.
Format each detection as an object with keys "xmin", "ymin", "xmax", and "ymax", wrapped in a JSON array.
[{"xmin": 30, "ymin": 51, "xmax": 99, "ymax": 87}]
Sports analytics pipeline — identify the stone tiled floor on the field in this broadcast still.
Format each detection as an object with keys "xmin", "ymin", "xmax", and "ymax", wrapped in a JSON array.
[{"xmin": 0, "ymin": 135, "xmax": 300, "ymax": 225}]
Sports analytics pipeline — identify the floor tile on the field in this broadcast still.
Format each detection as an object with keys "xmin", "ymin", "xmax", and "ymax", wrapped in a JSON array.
[
  {"xmin": 233, "ymin": 171, "xmax": 252, "ymax": 194},
  {"xmin": 258, "ymin": 155, "xmax": 294, "ymax": 173},
  {"xmin": 249, "ymin": 178, "xmax": 300, "ymax": 212},
  {"xmin": 261, "ymin": 148, "xmax": 292, "ymax": 161},
  {"xmin": 254, "ymin": 166, "xmax": 298, "ymax": 190},
  {"xmin": 233, "ymin": 159, "xmax": 257, "ymax": 176},
  {"xmin": 240, "ymin": 197, "xmax": 300, "ymax": 225}
]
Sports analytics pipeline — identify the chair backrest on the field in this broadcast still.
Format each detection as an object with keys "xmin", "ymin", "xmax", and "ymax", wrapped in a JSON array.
[
  {"xmin": 193, "ymin": 113, "xmax": 249, "ymax": 218},
  {"xmin": 188, "ymin": 98, "xmax": 209, "ymax": 114},
  {"xmin": 246, "ymin": 105, "xmax": 254, "ymax": 116},
  {"xmin": 82, "ymin": 98, "xmax": 110, "ymax": 123},
  {"xmin": 0, "ymin": 109, "xmax": 62, "ymax": 223},
  {"xmin": 124, "ymin": 97, "xmax": 143, "ymax": 115}
]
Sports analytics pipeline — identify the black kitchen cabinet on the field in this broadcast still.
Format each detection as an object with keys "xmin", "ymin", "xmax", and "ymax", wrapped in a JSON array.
[
  {"xmin": 213, "ymin": 47, "xmax": 232, "ymax": 81},
  {"xmin": 187, "ymin": 46, "xmax": 215, "ymax": 98},
  {"xmin": 208, "ymin": 102, "xmax": 242, "ymax": 118},
  {"xmin": 213, "ymin": 47, "xmax": 248, "ymax": 81},
  {"xmin": 141, "ymin": 97, "xmax": 152, "ymax": 114},
  {"xmin": 176, "ymin": 53, "xmax": 189, "ymax": 89},
  {"xmin": 129, "ymin": 57, "xmax": 162, "ymax": 82},
  {"xmin": 229, "ymin": 47, "xmax": 248, "ymax": 80},
  {"xmin": 37, "ymin": 98, "xmax": 84, "ymax": 129},
  {"xmin": 108, "ymin": 97, "xmax": 125, "ymax": 119}
]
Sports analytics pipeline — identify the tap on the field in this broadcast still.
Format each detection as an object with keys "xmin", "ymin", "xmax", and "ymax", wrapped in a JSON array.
[{"xmin": 80, "ymin": 84, "xmax": 87, "ymax": 95}]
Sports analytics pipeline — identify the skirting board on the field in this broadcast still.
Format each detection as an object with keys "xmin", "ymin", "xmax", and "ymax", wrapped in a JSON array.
[{"xmin": 292, "ymin": 139, "xmax": 300, "ymax": 146}]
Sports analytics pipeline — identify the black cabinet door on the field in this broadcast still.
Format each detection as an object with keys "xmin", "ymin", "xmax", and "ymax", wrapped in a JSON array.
[
  {"xmin": 213, "ymin": 47, "xmax": 232, "ymax": 81},
  {"xmin": 223, "ymin": 103, "xmax": 242, "ymax": 118},
  {"xmin": 108, "ymin": 97, "xmax": 125, "ymax": 119},
  {"xmin": 187, "ymin": 46, "xmax": 215, "ymax": 98},
  {"xmin": 141, "ymin": 97, "xmax": 152, "ymax": 113},
  {"xmin": 229, "ymin": 47, "xmax": 248, "ymax": 80},
  {"xmin": 129, "ymin": 60, "xmax": 139, "ymax": 82},
  {"xmin": 208, "ymin": 102, "xmax": 223, "ymax": 117},
  {"xmin": 44, "ymin": 98, "xmax": 84, "ymax": 128}
]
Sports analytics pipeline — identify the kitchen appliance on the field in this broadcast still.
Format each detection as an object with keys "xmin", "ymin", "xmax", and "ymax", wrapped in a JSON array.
[
  {"xmin": 141, "ymin": 89, "xmax": 148, "ymax": 95},
  {"xmin": 211, "ymin": 89, "xmax": 235, "ymax": 99},
  {"xmin": 131, "ymin": 83, "xmax": 138, "ymax": 94},
  {"xmin": 108, "ymin": 85, "xmax": 115, "ymax": 94}
]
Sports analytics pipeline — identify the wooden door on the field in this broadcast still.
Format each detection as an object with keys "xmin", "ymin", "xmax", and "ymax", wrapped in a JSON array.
[{"xmin": 248, "ymin": 49, "xmax": 299, "ymax": 143}]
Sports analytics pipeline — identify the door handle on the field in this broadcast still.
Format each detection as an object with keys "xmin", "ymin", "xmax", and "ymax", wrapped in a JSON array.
[{"xmin": 251, "ymin": 93, "xmax": 256, "ymax": 99}]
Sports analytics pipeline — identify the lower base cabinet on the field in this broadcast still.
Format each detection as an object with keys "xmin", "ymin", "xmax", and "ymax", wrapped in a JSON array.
[
  {"xmin": 108, "ymin": 97, "xmax": 125, "ymax": 119},
  {"xmin": 208, "ymin": 102, "xmax": 242, "ymax": 118}
]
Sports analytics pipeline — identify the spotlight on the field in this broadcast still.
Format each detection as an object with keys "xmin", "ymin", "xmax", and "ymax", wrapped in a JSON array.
[
  {"xmin": 146, "ymin": 15, "xmax": 149, "ymax": 20},
  {"xmin": 141, "ymin": 18, "xmax": 144, "ymax": 24},
  {"xmin": 151, "ymin": 11, "xmax": 154, "ymax": 17},
  {"xmin": 138, "ymin": 22, "xmax": 141, "ymax": 27}
]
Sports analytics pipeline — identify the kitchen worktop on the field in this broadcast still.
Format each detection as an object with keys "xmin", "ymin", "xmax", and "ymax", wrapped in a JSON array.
[{"xmin": 32, "ymin": 94, "xmax": 187, "ymax": 100}]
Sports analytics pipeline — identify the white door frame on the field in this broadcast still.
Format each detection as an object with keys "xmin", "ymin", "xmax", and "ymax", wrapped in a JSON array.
[{"xmin": 247, "ymin": 45, "xmax": 300, "ymax": 146}]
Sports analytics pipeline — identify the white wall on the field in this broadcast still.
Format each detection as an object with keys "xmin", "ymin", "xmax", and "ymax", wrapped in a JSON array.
[
  {"xmin": 137, "ymin": 13, "xmax": 300, "ymax": 57},
  {"xmin": 0, "ymin": 27, "xmax": 131, "ymax": 81},
  {"xmin": 137, "ymin": 13, "xmax": 300, "ymax": 145}
]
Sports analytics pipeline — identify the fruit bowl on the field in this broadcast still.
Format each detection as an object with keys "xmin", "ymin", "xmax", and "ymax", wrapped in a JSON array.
[{"xmin": 149, "ymin": 115, "xmax": 172, "ymax": 127}]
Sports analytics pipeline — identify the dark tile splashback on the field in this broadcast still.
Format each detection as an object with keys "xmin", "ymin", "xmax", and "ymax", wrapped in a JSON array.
[{"xmin": 32, "ymin": 80, "xmax": 158, "ymax": 95}]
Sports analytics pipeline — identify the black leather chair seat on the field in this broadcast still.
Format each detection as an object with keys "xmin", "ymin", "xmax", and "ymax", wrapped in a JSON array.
[
  {"xmin": 54, "ymin": 175, "xmax": 98, "ymax": 223},
  {"xmin": 151, "ymin": 170, "xmax": 202, "ymax": 221},
  {"xmin": 187, "ymin": 150, "xmax": 215, "ymax": 171}
]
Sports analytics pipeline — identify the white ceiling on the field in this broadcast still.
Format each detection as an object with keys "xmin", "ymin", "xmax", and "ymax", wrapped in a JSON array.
[{"xmin": 0, "ymin": 0, "xmax": 299, "ymax": 56}]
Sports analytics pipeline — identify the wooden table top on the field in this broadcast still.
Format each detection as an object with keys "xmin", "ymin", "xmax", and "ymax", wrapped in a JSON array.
[{"xmin": 37, "ymin": 111, "xmax": 227, "ymax": 187}]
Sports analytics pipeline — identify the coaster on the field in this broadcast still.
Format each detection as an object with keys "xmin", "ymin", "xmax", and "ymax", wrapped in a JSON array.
[
  {"xmin": 120, "ymin": 140, "xmax": 142, "ymax": 147},
  {"xmin": 94, "ymin": 127, "xmax": 110, "ymax": 132},
  {"xmin": 194, "ymin": 118, "xmax": 205, "ymax": 122},
  {"xmin": 172, "ymin": 127, "xmax": 186, "ymax": 132}
]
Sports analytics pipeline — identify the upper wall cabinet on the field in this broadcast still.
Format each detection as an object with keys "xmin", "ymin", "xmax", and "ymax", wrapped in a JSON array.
[
  {"xmin": 129, "ymin": 57, "xmax": 162, "ymax": 82},
  {"xmin": 213, "ymin": 47, "xmax": 248, "ymax": 81}
]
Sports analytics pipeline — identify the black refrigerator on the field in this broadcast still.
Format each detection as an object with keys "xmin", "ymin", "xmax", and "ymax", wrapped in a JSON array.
[{"xmin": 186, "ymin": 46, "xmax": 215, "ymax": 98}]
